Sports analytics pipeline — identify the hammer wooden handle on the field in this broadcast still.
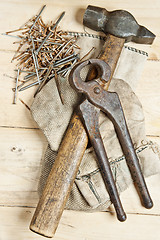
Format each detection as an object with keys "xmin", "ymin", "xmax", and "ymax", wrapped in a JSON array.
[
  {"xmin": 30, "ymin": 35, "xmax": 125, "ymax": 238},
  {"xmin": 87, "ymin": 35, "xmax": 125, "ymax": 87},
  {"xmin": 30, "ymin": 113, "xmax": 88, "ymax": 237}
]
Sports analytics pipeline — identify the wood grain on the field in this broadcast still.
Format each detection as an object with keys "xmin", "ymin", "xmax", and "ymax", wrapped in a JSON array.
[
  {"xmin": 0, "ymin": 0, "xmax": 160, "ymax": 239},
  {"xmin": 29, "ymin": 34, "xmax": 126, "ymax": 237},
  {"xmin": 0, "ymin": 127, "xmax": 160, "ymax": 213},
  {"xmin": 1, "ymin": 205, "xmax": 160, "ymax": 240},
  {"xmin": 30, "ymin": 113, "xmax": 88, "ymax": 237}
]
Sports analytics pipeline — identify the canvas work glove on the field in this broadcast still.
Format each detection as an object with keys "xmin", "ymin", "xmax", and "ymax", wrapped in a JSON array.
[{"xmin": 31, "ymin": 35, "xmax": 160, "ymax": 211}]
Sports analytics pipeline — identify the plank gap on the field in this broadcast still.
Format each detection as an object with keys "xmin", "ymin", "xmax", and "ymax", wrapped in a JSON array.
[
  {"xmin": 0, "ymin": 204, "xmax": 35, "ymax": 208},
  {"xmin": 0, "ymin": 125, "xmax": 39, "ymax": 130}
]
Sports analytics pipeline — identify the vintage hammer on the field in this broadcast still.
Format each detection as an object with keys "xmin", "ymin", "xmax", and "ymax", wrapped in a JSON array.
[{"xmin": 30, "ymin": 5, "xmax": 155, "ymax": 238}]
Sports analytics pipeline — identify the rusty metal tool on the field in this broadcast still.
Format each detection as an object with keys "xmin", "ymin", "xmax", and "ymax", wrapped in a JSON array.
[
  {"xmin": 30, "ymin": 6, "xmax": 155, "ymax": 238},
  {"xmin": 69, "ymin": 58, "xmax": 153, "ymax": 218},
  {"xmin": 83, "ymin": 5, "xmax": 155, "ymax": 83},
  {"xmin": 83, "ymin": 5, "xmax": 155, "ymax": 44},
  {"xmin": 70, "ymin": 59, "xmax": 127, "ymax": 222}
]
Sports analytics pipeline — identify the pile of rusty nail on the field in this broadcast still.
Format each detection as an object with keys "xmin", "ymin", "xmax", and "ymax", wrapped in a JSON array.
[{"xmin": 6, "ymin": 5, "xmax": 80, "ymax": 104}]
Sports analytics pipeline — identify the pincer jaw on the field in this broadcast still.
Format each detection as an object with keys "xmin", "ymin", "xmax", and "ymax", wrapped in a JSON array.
[{"xmin": 69, "ymin": 59, "xmax": 111, "ymax": 94}]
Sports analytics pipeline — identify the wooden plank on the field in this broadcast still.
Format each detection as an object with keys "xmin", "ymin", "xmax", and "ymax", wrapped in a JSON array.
[
  {"xmin": 0, "ymin": 127, "xmax": 160, "ymax": 215},
  {"xmin": 0, "ymin": 51, "xmax": 160, "ymax": 133},
  {"xmin": 0, "ymin": 127, "xmax": 47, "ymax": 206},
  {"xmin": 120, "ymin": 174, "xmax": 160, "ymax": 215},
  {"xmin": 0, "ymin": 1, "xmax": 159, "ymax": 131},
  {"xmin": 0, "ymin": 0, "xmax": 160, "ymax": 32},
  {"xmin": 0, "ymin": 206, "xmax": 160, "ymax": 240},
  {"xmin": 0, "ymin": 0, "xmax": 160, "ymax": 59},
  {"xmin": 0, "ymin": 1, "xmax": 160, "ymax": 239},
  {"xmin": 136, "ymin": 61, "xmax": 160, "ymax": 136},
  {"xmin": 0, "ymin": 51, "xmax": 39, "ymax": 128}
]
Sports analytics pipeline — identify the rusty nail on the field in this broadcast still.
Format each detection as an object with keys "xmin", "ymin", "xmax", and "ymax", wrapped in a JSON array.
[
  {"xmin": 29, "ymin": 5, "xmax": 46, "ymax": 34},
  {"xmin": 13, "ymin": 68, "xmax": 20, "ymax": 104},
  {"xmin": 35, "ymin": 11, "xmax": 65, "ymax": 54}
]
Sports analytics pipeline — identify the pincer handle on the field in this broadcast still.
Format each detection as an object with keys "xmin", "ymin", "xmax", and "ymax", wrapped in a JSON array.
[
  {"xmin": 76, "ymin": 72, "xmax": 153, "ymax": 210},
  {"xmin": 113, "ymin": 112, "xmax": 153, "ymax": 209},
  {"xmin": 79, "ymin": 100, "xmax": 127, "ymax": 222},
  {"xmin": 101, "ymin": 91, "xmax": 153, "ymax": 209}
]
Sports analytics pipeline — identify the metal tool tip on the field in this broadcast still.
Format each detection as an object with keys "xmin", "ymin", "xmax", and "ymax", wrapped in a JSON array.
[
  {"xmin": 118, "ymin": 213, "xmax": 127, "ymax": 222},
  {"xmin": 144, "ymin": 200, "xmax": 153, "ymax": 209},
  {"xmin": 133, "ymin": 25, "xmax": 156, "ymax": 44},
  {"xmin": 61, "ymin": 11, "xmax": 65, "ymax": 16}
]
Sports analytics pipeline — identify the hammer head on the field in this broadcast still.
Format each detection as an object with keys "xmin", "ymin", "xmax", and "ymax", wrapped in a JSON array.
[{"xmin": 83, "ymin": 5, "xmax": 155, "ymax": 44}]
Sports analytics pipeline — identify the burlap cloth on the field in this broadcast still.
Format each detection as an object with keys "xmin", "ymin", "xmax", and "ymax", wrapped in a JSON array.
[{"xmin": 31, "ymin": 35, "xmax": 160, "ymax": 212}]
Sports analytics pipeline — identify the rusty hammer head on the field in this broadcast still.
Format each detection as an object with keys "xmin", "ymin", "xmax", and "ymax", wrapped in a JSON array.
[{"xmin": 83, "ymin": 5, "xmax": 155, "ymax": 44}]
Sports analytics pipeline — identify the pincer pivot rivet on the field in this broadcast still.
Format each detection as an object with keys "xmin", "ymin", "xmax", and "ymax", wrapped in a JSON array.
[{"xmin": 94, "ymin": 86, "xmax": 100, "ymax": 94}]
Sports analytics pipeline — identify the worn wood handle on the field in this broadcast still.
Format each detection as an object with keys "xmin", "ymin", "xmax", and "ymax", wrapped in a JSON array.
[
  {"xmin": 30, "ymin": 35, "xmax": 125, "ymax": 238},
  {"xmin": 30, "ymin": 113, "xmax": 88, "ymax": 237}
]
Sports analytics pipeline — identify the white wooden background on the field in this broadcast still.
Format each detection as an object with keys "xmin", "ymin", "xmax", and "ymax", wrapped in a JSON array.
[{"xmin": 0, "ymin": 0, "xmax": 160, "ymax": 239}]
